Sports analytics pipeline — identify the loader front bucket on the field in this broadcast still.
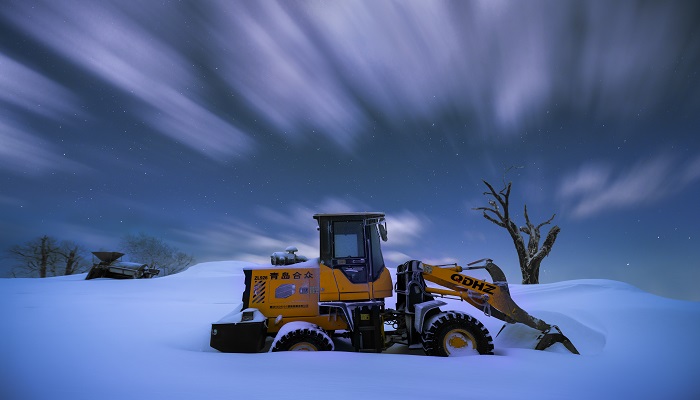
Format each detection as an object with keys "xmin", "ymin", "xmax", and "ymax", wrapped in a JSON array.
[
  {"xmin": 467, "ymin": 260, "xmax": 581, "ymax": 354},
  {"xmin": 535, "ymin": 325, "xmax": 579, "ymax": 354},
  {"xmin": 495, "ymin": 322, "xmax": 580, "ymax": 354},
  {"xmin": 462, "ymin": 260, "xmax": 579, "ymax": 354},
  {"xmin": 421, "ymin": 259, "xmax": 580, "ymax": 354}
]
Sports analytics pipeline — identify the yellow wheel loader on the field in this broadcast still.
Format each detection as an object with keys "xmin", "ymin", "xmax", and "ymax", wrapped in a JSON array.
[{"xmin": 210, "ymin": 213, "xmax": 578, "ymax": 356}]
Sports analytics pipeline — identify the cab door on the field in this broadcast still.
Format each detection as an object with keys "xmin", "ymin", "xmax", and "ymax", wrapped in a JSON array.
[
  {"xmin": 331, "ymin": 220, "xmax": 371, "ymax": 300},
  {"xmin": 366, "ymin": 222, "xmax": 393, "ymax": 299}
]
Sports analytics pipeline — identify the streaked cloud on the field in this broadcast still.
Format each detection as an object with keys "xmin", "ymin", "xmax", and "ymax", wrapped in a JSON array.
[
  {"xmin": 175, "ymin": 197, "xmax": 431, "ymax": 264},
  {"xmin": 558, "ymin": 164, "xmax": 611, "ymax": 200},
  {"xmin": 384, "ymin": 211, "xmax": 430, "ymax": 246},
  {"xmin": 0, "ymin": 55, "xmax": 86, "ymax": 174},
  {"xmin": 0, "ymin": 117, "xmax": 87, "ymax": 175},
  {"xmin": 0, "ymin": 195, "xmax": 22, "ymax": 207},
  {"xmin": 3, "ymin": 1, "xmax": 697, "ymax": 155},
  {"xmin": 2, "ymin": 1, "xmax": 253, "ymax": 161},
  {"xmin": 681, "ymin": 154, "xmax": 700, "ymax": 185},
  {"xmin": 208, "ymin": 1, "xmax": 698, "ymax": 140},
  {"xmin": 0, "ymin": 54, "xmax": 80, "ymax": 119},
  {"xmin": 176, "ymin": 218, "xmax": 318, "ymax": 264},
  {"xmin": 208, "ymin": 1, "xmax": 367, "ymax": 150},
  {"xmin": 44, "ymin": 222, "xmax": 122, "ymax": 254},
  {"xmin": 559, "ymin": 154, "xmax": 700, "ymax": 219}
]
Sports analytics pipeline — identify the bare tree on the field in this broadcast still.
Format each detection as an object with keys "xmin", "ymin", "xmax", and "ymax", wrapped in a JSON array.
[
  {"xmin": 473, "ymin": 179, "xmax": 560, "ymax": 284},
  {"xmin": 9, "ymin": 235, "xmax": 60, "ymax": 278},
  {"xmin": 120, "ymin": 233, "xmax": 195, "ymax": 276},
  {"xmin": 56, "ymin": 241, "xmax": 89, "ymax": 276},
  {"xmin": 8, "ymin": 236, "xmax": 90, "ymax": 278}
]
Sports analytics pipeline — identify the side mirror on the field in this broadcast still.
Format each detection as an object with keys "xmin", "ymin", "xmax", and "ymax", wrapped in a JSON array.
[{"xmin": 378, "ymin": 223, "xmax": 388, "ymax": 242}]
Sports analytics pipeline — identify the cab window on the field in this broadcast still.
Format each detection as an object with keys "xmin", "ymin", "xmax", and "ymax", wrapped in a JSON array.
[
  {"xmin": 369, "ymin": 224, "xmax": 386, "ymax": 280},
  {"xmin": 333, "ymin": 221, "xmax": 365, "ymax": 258}
]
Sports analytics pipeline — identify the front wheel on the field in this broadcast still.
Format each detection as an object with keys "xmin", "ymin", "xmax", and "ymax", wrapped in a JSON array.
[
  {"xmin": 271, "ymin": 326, "xmax": 334, "ymax": 352},
  {"xmin": 422, "ymin": 311, "xmax": 494, "ymax": 356}
]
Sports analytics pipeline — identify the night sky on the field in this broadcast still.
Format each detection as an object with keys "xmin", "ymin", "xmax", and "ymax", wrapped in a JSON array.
[{"xmin": 2, "ymin": 1, "xmax": 699, "ymax": 300}]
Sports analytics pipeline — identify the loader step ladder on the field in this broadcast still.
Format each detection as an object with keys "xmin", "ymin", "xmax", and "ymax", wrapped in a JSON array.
[{"xmin": 351, "ymin": 305, "xmax": 383, "ymax": 353}]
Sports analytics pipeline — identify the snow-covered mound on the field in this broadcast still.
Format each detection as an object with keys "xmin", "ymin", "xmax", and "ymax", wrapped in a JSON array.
[{"xmin": 1, "ymin": 261, "xmax": 699, "ymax": 399}]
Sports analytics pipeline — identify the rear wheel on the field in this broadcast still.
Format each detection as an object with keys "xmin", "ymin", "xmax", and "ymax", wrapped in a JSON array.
[
  {"xmin": 271, "ymin": 327, "xmax": 334, "ymax": 352},
  {"xmin": 422, "ymin": 311, "xmax": 494, "ymax": 356}
]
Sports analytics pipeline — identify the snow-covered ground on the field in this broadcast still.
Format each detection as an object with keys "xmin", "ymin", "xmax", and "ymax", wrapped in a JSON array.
[{"xmin": 2, "ymin": 260, "xmax": 699, "ymax": 399}]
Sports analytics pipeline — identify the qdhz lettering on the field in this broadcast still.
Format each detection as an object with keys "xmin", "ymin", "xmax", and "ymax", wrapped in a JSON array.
[{"xmin": 451, "ymin": 273, "xmax": 497, "ymax": 295}]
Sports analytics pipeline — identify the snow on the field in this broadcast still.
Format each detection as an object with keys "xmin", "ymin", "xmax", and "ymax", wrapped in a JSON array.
[{"xmin": 2, "ymin": 260, "xmax": 699, "ymax": 399}]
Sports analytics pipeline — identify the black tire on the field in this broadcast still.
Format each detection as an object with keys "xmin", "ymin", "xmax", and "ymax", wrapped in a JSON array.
[
  {"xmin": 422, "ymin": 311, "xmax": 494, "ymax": 356},
  {"xmin": 271, "ymin": 327, "xmax": 334, "ymax": 352}
]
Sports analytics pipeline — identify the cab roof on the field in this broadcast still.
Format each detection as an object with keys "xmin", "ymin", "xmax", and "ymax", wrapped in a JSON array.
[{"xmin": 313, "ymin": 212, "xmax": 385, "ymax": 220}]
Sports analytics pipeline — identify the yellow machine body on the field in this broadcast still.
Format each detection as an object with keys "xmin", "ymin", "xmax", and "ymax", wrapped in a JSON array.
[
  {"xmin": 241, "ymin": 261, "xmax": 393, "ymax": 334},
  {"xmin": 211, "ymin": 212, "xmax": 579, "ymax": 355}
]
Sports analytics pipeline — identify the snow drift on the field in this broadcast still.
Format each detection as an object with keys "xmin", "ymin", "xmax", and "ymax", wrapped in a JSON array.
[{"xmin": 2, "ymin": 260, "xmax": 699, "ymax": 399}]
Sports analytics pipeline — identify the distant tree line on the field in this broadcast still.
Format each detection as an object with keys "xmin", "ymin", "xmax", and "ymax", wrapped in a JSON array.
[
  {"xmin": 119, "ymin": 233, "xmax": 195, "ymax": 276},
  {"xmin": 6, "ymin": 233, "xmax": 195, "ymax": 278},
  {"xmin": 7, "ymin": 236, "xmax": 87, "ymax": 278}
]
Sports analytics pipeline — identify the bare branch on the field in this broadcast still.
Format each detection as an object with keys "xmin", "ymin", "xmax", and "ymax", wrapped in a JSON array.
[
  {"xmin": 473, "ymin": 205, "xmax": 505, "ymax": 223},
  {"xmin": 523, "ymin": 204, "xmax": 532, "ymax": 227},
  {"xmin": 536, "ymin": 214, "xmax": 557, "ymax": 230},
  {"xmin": 502, "ymin": 165, "xmax": 524, "ymax": 188},
  {"xmin": 483, "ymin": 212, "xmax": 506, "ymax": 228},
  {"xmin": 531, "ymin": 225, "xmax": 561, "ymax": 265}
]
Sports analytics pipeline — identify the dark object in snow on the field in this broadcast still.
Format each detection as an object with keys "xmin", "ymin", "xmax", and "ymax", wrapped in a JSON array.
[
  {"xmin": 85, "ymin": 251, "xmax": 160, "ymax": 280},
  {"xmin": 210, "ymin": 308, "xmax": 268, "ymax": 353}
]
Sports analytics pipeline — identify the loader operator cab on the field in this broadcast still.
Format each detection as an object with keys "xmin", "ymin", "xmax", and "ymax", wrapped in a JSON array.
[{"xmin": 314, "ymin": 213, "xmax": 393, "ymax": 300}]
